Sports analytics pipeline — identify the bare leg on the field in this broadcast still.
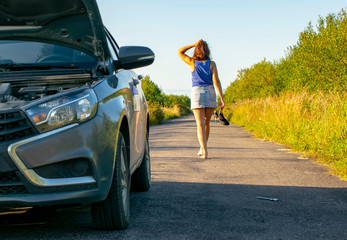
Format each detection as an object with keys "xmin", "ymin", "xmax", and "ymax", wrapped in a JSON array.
[
  {"xmin": 205, "ymin": 108, "xmax": 215, "ymax": 142},
  {"xmin": 192, "ymin": 109, "xmax": 207, "ymax": 158}
]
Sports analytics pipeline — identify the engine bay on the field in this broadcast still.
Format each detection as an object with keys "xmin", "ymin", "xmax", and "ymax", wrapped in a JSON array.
[
  {"xmin": 0, "ymin": 83, "xmax": 64, "ymax": 102},
  {"xmin": 0, "ymin": 69, "xmax": 95, "ymax": 108}
]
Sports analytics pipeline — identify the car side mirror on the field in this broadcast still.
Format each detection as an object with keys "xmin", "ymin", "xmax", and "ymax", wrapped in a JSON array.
[{"xmin": 115, "ymin": 46, "xmax": 154, "ymax": 70}]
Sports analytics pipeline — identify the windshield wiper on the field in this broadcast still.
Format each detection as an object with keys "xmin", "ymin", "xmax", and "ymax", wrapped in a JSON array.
[
  {"xmin": 35, "ymin": 63, "xmax": 80, "ymax": 69},
  {"xmin": 0, "ymin": 63, "xmax": 26, "ymax": 68},
  {"xmin": 0, "ymin": 63, "xmax": 80, "ymax": 70},
  {"xmin": 0, "ymin": 63, "xmax": 26, "ymax": 72}
]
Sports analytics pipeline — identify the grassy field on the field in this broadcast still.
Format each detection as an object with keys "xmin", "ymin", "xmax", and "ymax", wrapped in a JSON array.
[
  {"xmin": 224, "ymin": 91, "xmax": 347, "ymax": 180},
  {"xmin": 148, "ymin": 102, "xmax": 191, "ymax": 125}
]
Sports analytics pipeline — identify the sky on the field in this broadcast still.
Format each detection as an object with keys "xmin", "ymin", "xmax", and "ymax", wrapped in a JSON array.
[{"xmin": 97, "ymin": 0, "xmax": 346, "ymax": 96}]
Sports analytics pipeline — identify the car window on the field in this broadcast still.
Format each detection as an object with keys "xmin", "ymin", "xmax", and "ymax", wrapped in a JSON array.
[{"xmin": 0, "ymin": 40, "xmax": 98, "ymax": 69}]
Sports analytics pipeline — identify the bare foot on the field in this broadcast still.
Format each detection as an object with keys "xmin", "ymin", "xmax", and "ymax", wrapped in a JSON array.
[
  {"xmin": 198, "ymin": 150, "xmax": 207, "ymax": 159},
  {"xmin": 197, "ymin": 148, "xmax": 203, "ymax": 156}
]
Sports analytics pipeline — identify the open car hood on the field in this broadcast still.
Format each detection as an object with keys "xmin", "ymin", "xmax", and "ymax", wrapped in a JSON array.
[{"xmin": 0, "ymin": 0, "xmax": 110, "ymax": 60}]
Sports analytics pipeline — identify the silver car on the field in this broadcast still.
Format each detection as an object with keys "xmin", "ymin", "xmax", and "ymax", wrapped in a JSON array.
[{"xmin": 0, "ymin": 0, "xmax": 154, "ymax": 230}]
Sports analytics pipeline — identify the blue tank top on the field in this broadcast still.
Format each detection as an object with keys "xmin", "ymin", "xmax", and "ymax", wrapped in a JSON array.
[{"xmin": 192, "ymin": 60, "xmax": 213, "ymax": 87}]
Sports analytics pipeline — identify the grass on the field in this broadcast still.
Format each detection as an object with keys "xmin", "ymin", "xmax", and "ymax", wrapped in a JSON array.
[
  {"xmin": 149, "ymin": 103, "xmax": 191, "ymax": 126},
  {"xmin": 162, "ymin": 105, "xmax": 183, "ymax": 120},
  {"xmin": 224, "ymin": 91, "xmax": 347, "ymax": 180}
]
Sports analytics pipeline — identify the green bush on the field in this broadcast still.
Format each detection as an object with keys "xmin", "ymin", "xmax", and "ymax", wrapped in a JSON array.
[
  {"xmin": 176, "ymin": 103, "xmax": 191, "ymax": 116},
  {"xmin": 163, "ymin": 94, "xmax": 191, "ymax": 108},
  {"xmin": 224, "ymin": 9, "xmax": 347, "ymax": 104},
  {"xmin": 141, "ymin": 76, "xmax": 191, "ymax": 125},
  {"xmin": 224, "ymin": 59, "xmax": 277, "ymax": 103},
  {"xmin": 285, "ymin": 10, "xmax": 347, "ymax": 92},
  {"xmin": 222, "ymin": 9, "xmax": 347, "ymax": 179},
  {"xmin": 141, "ymin": 75, "xmax": 165, "ymax": 105},
  {"xmin": 148, "ymin": 100, "xmax": 164, "ymax": 125}
]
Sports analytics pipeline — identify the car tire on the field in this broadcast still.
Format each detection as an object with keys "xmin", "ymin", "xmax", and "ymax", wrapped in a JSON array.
[
  {"xmin": 131, "ymin": 132, "xmax": 151, "ymax": 192},
  {"xmin": 91, "ymin": 132, "xmax": 130, "ymax": 230}
]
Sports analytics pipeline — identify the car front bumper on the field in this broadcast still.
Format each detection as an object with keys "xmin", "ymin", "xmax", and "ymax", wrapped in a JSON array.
[{"xmin": 0, "ymin": 114, "xmax": 117, "ymax": 207}]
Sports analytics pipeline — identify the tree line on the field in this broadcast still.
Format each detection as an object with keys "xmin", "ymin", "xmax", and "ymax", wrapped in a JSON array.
[
  {"xmin": 224, "ymin": 9, "xmax": 346, "ymax": 103},
  {"xmin": 222, "ymin": 9, "xmax": 347, "ymax": 179},
  {"xmin": 140, "ymin": 76, "xmax": 191, "ymax": 125}
]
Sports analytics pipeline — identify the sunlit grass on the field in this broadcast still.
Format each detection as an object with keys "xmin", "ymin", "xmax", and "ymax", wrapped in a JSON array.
[
  {"xmin": 149, "ymin": 103, "xmax": 191, "ymax": 126},
  {"xmin": 162, "ymin": 105, "xmax": 181, "ymax": 120},
  {"xmin": 224, "ymin": 91, "xmax": 347, "ymax": 180}
]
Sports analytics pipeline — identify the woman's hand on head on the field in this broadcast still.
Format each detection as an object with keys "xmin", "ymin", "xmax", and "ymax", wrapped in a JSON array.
[{"xmin": 195, "ymin": 39, "xmax": 203, "ymax": 47}]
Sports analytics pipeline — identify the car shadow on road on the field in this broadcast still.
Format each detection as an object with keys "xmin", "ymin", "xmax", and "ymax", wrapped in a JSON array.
[
  {"xmin": 0, "ymin": 181, "xmax": 346, "ymax": 240},
  {"xmin": 131, "ymin": 181, "xmax": 347, "ymax": 239}
]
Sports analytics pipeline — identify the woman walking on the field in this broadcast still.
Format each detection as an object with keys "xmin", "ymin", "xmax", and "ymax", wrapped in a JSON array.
[{"xmin": 178, "ymin": 39, "xmax": 225, "ymax": 159}]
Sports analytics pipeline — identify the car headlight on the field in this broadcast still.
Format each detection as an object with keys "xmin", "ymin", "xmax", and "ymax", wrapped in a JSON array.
[{"xmin": 24, "ymin": 89, "xmax": 98, "ymax": 133}]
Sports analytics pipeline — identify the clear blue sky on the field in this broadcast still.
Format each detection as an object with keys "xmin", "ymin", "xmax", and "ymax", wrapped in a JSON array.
[{"xmin": 97, "ymin": 0, "xmax": 346, "ymax": 95}]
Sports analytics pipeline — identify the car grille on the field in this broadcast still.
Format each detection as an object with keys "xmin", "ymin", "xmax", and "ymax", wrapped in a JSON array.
[
  {"xmin": 0, "ymin": 110, "xmax": 36, "ymax": 142},
  {"xmin": 0, "ymin": 172, "xmax": 28, "ymax": 195}
]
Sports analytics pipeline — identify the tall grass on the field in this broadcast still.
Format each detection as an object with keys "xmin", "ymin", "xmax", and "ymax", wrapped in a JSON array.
[
  {"xmin": 222, "ymin": 10, "xmax": 347, "ymax": 179},
  {"xmin": 148, "ymin": 102, "xmax": 191, "ymax": 125},
  {"xmin": 224, "ymin": 91, "xmax": 347, "ymax": 179}
]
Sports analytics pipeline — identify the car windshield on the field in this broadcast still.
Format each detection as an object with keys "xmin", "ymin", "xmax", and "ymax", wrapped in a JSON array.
[{"xmin": 0, "ymin": 40, "xmax": 98, "ymax": 69}]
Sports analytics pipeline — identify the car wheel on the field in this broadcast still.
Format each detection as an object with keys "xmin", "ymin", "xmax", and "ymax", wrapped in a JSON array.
[
  {"xmin": 91, "ymin": 132, "xmax": 130, "ymax": 230},
  {"xmin": 131, "ymin": 132, "xmax": 151, "ymax": 192}
]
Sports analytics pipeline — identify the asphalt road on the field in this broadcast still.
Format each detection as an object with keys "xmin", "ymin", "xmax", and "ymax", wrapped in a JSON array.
[{"xmin": 0, "ymin": 114, "xmax": 346, "ymax": 239}]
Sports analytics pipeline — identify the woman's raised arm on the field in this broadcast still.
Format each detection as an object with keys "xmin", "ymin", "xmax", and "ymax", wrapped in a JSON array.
[{"xmin": 177, "ymin": 40, "xmax": 202, "ymax": 67}]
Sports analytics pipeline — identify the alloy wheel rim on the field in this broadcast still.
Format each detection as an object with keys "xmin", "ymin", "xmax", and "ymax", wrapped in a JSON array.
[
  {"xmin": 145, "ymin": 140, "xmax": 151, "ymax": 182},
  {"xmin": 120, "ymin": 146, "xmax": 130, "ymax": 219}
]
